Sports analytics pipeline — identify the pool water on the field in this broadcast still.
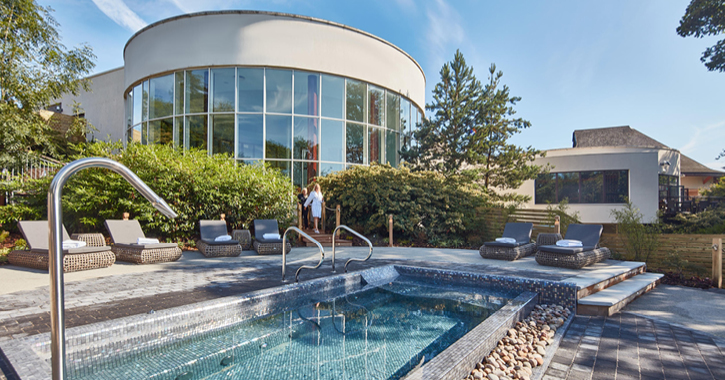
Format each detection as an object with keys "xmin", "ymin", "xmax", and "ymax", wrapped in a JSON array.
[{"xmin": 71, "ymin": 282, "xmax": 516, "ymax": 380}]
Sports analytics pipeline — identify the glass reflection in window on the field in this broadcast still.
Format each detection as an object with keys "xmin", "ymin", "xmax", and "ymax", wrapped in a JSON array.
[
  {"xmin": 368, "ymin": 85, "xmax": 384, "ymax": 126},
  {"xmin": 142, "ymin": 81, "xmax": 148, "ymax": 121},
  {"xmin": 131, "ymin": 125, "xmax": 141, "ymax": 144},
  {"xmin": 320, "ymin": 119, "xmax": 343, "ymax": 162},
  {"xmin": 265, "ymin": 115, "xmax": 292, "ymax": 159},
  {"xmin": 581, "ymin": 171, "xmax": 603, "ymax": 203},
  {"xmin": 535, "ymin": 173, "xmax": 556, "ymax": 204},
  {"xmin": 148, "ymin": 118, "xmax": 173, "ymax": 145},
  {"xmin": 174, "ymin": 116, "xmax": 183, "ymax": 148},
  {"xmin": 212, "ymin": 114, "xmax": 234, "ymax": 155},
  {"xmin": 294, "ymin": 116, "xmax": 319, "ymax": 160},
  {"xmin": 386, "ymin": 92, "xmax": 400, "ymax": 131},
  {"xmin": 321, "ymin": 75, "xmax": 343, "ymax": 119},
  {"xmin": 174, "ymin": 72, "xmax": 184, "ymax": 115},
  {"xmin": 293, "ymin": 161, "xmax": 318, "ymax": 189},
  {"xmin": 185, "ymin": 69, "xmax": 208, "ymax": 114},
  {"xmin": 237, "ymin": 114, "xmax": 263, "ymax": 159},
  {"xmin": 346, "ymin": 79, "xmax": 366, "ymax": 122},
  {"xmin": 268, "ymin": 160, "xmax": 290, "ymax": 178},
  {"xmin": 320, "ymin": 163, "xmax": 344, "ymax": 177},
  {"xmin": 237, "ymin": 68, "xmax": 263, "ymax": 112},
  {"xmin": 266, "ymin": 69, "xmax": 292, "ymax": 114},
  {"xmin": 149, "ymin": 75, "xmax": 173, "ymax": 119},
  {"xmin": 132, "ymin": 84, "xmax": 143, "ymax": 125},
  {"xmin": 369, "ymin": 127, "xmax": 382, "ymax": 164},
  {"xmin": 386, "ymin": 130, "xmax": 398, "ymax": 167},
  {"xmin": 211, "ymin": 68, "xmax": 235, "ymax": 112},
  {"xmin": 558, "ymin": 172, "xmax": 580, "ymax": 203},
  {"xmin": 346, "ymin": 122, "xmax": 364, "ymax": 164},
  {"xmin": 294, "ymin": 71, "xmax": 319, "ymax": 116},
  {"xmin": 186, "ymin": 115, "xmax": 207, "ymax": 150}
]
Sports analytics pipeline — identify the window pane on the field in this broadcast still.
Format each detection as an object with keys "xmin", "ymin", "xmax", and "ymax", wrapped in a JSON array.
[
  {"xmin": 148, "ymin": 118, "xmax": 173, "ymax": 145},
  {"xmin": 185, "ymin": 69, "xmax": 208, "ymax": 113},
  {"xmin": 557, "ymin": 172, "xmax": 580, "ymax": 203},
  {"xmin": 142, "ymin": 81, "xmax": 148, "ymax": 121},
  {"xmin": 237, "ymin": 68, "xmax": 263, "ymax": 112},
  {"xmin": 265, "ymin": 115, "xmax": 292, "ymax": 159},
  {"xmin": 237, "ymin": 114, "xmax": 263, "ymax": 159},
  {"xmin": 186, "ymin": 115, "xmax": 207, "ymax": 150},
  {"xmin": 321, "ymin": 74, "xmax": 343, "ymax": 119},
  {"xmin": 212, "ymin": 114, "xmax": 234, "ymax": 155},
  {"xmin": 294, "ymin": 71, "xmax": 319, "ymax": 116},
  {"xmin": 294, "ymin": 116, "xmax": 319, "ymax": 160},
  {"xmin": 320, "ymin": 119, "xmax": 344, "ymax": 162},
  {"xmin": 174, "ymin": 116, "xmax": 183, "ymax": 148},
  {"xmin": 125, "ymin": 91, "xmax": 133, "ymax": 131},
  {"xmin": 320, "ymin": 163, "xmax": 344, "ymax": 176},
  {"xmin": 266, "ymin": 69, "xmax": 292, "ymax": 114},
  {"xmin": 132, "ymin": 84, "xmax": 143, "ymax": 125},
  {"xmin": 149, "ymin": 74, "xmax": 173, "ymax": 119},
  {"xmin": 174, "ymin": 72, "xmax": 184, "ymax": 115},
  {"xmin": 369, "ymin": 127, "xmax": 383, "ymax": 164},
  {"xmin": 368, "ymin": 85, "xmax": 384, "ymax": 126},
  {"xmin": 293, "ymin": 161, "xmax": 318, "ymax": 189},
  {"xmin": 141, "ymin": 122, "xmax": 148, "ymax": 144},
  {"xmin": 400, "ymin": 98, "xmax": 411, "ymax": 147},
  {"xmin": 346, "ymin": 79, "xmax": 366, "ymax": 122},
  {"xmin": 386, "ymin": 130, "xmax": 398, "ymax": 167},
  {"xmin": 268, "ymin": 160, "xmax": 290, "ymax": 178},
  {"xmin": 386, "ymin": 92, "xmax": 400, "ymax": 131},
  {"xmin": 346, "ymin": 122, "xmax": 364, "ymax": 164},
  {"xmin": 605, "ymin": 170, "xmax": 628, "ymax": 203},
  {"xmin": 581, "ymin": 171, "xmax": 603, "ymax": 203},
  {"xmin": 535, "ymin": 173, "xmax": 556, "ymax": 204},
  {"xmin": 130, "ymin": 125, "xmax": 141, "ymax": 143},
  {"xmin": 211, "ymin": 68, "xmax": 235, "ymax": 112}
]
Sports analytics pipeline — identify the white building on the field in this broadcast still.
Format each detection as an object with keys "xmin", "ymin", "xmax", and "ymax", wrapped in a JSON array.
[
  {"xmin": 512, "ymin": 126, "xmax": 724, "ymax": 224},
  {"xmin": 52, "ymin": 11, "xmax": 426, "ymax": 188}
]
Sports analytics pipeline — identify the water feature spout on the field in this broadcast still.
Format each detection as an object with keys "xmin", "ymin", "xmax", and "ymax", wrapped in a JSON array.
[{"xmin": 48, "ymin": 157, "xmax": 177, "ymax": 380}]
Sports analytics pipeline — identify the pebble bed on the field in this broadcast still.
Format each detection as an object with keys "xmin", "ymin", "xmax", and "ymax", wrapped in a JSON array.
[{"xmin": 463, "ymin": 304, "xmax": 571, "ymax": 380}]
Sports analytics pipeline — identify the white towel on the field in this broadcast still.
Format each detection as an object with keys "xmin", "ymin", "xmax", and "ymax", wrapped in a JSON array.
[
  {"xmin": 214, "ymin": 235, "xmax": 232, "ymax": 242},
  {"xmin": 263, "ymin": 233, "xmax": 281, "ymax": 240},
  {"xmin": 556, "ymin": 239, "xmax": 583, "ymax": 247},
  {"xmin": 62, "ymin": 240, "xmax": 87, "ymax": 249},
  {"xmin": 495, "ymin": 237, "xmax": 517, "ymax": 244},
  {"xmin": 137, "ymin": 237, "xmax": 160, "ymax": 244}
]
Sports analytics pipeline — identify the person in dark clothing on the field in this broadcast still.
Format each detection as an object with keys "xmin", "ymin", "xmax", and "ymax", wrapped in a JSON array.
[{"xmin": 297, "ymin": 188, "xmax": 309, "ymax": 229}]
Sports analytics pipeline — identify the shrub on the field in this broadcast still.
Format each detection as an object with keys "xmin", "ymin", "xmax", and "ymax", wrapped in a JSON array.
[
  {"xmin": 610, "ymin": 199, "xmax": 660, "ymax": 263},
  {"xmin": 316, "ymin": 163, "xmax": 489, "ymax": 244},
  {"xmin": 660, "ymin": 205, "xmax": 725, "ymax": 234},
  {"xmin": 0, "ymin": 142, "xmax": 295, "ymax": 239}
]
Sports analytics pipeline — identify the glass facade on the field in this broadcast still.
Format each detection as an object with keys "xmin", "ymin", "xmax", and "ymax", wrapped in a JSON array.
[
  {"xmin": 535, "ymin": 170, "xmax": 629, "ymax": 204},
  {"xmin": 126, "ymin": 67, "xmax": 423, "ymax": 187}
]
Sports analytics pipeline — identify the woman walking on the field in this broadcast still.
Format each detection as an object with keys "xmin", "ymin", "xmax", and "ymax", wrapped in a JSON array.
[{"xmin": 304, "ymin": 183, "xmax": 324, "ymax": 233}]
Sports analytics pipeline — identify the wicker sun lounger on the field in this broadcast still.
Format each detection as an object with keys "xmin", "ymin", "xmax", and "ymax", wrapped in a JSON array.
[
  {"xmin": 535, "ymin": 224, "xmax": 611, "ymax": 269},
  {"xmin": 479, "ymin": 222, "xmax": 537, "ymax": 261},
  {"xmin": 8, "ymin": 221, "xmax": 115, "ymax": 272},
  {"xmin": 196, "ymin": 220, "xmax": 242, "ymax": 257},
  {"xmin": 104, "ymin": 220, "xmax": 182, "ymax": 264},
  {"xmin": 252, "ymin": 219, "xmax": 291, "ymax": 255}
]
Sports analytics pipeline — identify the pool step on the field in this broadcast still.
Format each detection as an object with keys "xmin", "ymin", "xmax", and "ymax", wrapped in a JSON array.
[
  {"xmin": 302, "ymin": 233, "xmax": 353, "ymax": 247},
  {"xmin": 575, "ymin": 263, "xmax": 646, "ymax": 299},
  {"xmin": 577, "ymin": 273, "xmax": 663, "ymax": 316}
]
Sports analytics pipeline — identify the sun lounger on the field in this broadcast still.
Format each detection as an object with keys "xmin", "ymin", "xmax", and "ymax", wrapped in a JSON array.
[
  {"xmin": 104, "ymin": 220, "xmax": 182, "ymax": 264},
  {"xmin": 252, "ymin": 219, "xmax": 291, "ymax": 255},
  {"xmin": 535, "ymin": 224, "xmax": 610, "ymax": 269},
  {"xmin": 8, "ymin": 221, "xmax": 115, "ymax": 272},
  {"xmin": 196, "ymin": 220, "xmax": 242, "ymax": 257},
  {"xmin": 479, "ymin": 222, "xmax": 537, "ymax": 261}
]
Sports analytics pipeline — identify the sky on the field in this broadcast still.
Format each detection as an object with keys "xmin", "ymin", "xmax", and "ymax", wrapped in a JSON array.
[{"xmin": 44, "ymin": 0, "xmax": 725, "ymax": 170}]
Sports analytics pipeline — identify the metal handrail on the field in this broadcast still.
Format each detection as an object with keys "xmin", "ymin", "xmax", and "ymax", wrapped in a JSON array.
[
  {"xmin": 48, "ymin": 157, "xmax": 177, "ymax": 380},
  {"xmin": 282, "ymin": 226, "xmax": 325, "ymax": 282},
  {"xmin": 332, "ymin": 225, "xmax": 373, "ymax": 273}
]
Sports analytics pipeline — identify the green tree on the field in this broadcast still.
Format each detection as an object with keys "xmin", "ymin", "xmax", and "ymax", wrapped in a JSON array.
[
  {"xmin": 610, "ymin": 199, "xmax": 661, "ymax": 263},
  {"xmin": 677, "ymin": 0, "xmax": 725, "ymax": 72},
  {"xmin": 0, "ymin": 0, "xmax": 95, "ymax": 169}
]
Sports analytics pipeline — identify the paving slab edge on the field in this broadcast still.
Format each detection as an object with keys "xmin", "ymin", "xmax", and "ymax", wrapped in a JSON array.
[{"xmin": 531, "ymin": 311, "xmax": 575, "ymax": 380}]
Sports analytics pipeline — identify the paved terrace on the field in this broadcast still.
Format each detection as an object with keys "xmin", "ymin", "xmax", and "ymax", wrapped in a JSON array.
[{"xmin": 0, "ymin": 247, "xmax": 723, "ymax": 379}]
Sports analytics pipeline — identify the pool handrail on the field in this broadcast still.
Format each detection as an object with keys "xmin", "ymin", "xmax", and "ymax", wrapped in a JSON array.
[
  {"xmin": 331, "ymin": 225, "xmax": 373, "ymax": 273},
  {"xmin": 282, "ymin": 226, "xmax": 325, "ymax": 282},
  {"xmin": 48, "ymin": 157, "xmax": 177, "ymax": 380}
]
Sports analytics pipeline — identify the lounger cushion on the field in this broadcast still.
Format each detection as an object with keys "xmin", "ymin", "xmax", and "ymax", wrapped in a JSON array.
[
  {"xmin": 537, "ymin": 245, "xmax": 597, "ymax": 255},
  {"xmin": 501, "ymin": 222, "xmax": 533, "ymax": 243},
  {"xmin": 200, "ymin": 238, "xmax": 240, "ymax": 246},
  {"xmin": 199, "ymin": 220, "xmax": 229, "ymax": 241},
  {"xmin": 564, "ymin": 224, "xmax": 603, "ymax": 247},
  {"xmin": 31, "ymin": 246, "xmax": 112, "ymax": 255},
  {"xmin": 253, "ymin": 219, "xmax": 281, "ymax": 241},
  {"xmin": 112, "ymin": 242, "xmax": 179, "ymax": 250},
  {"xmin": 254, "ymin": 237, "xmax": 283, "ymax": 244},
  {"xmin": 483, "ymin": 241, "xmax": 530, "ymax": 248},
  {"xmin": 104, "ymin": 220, "xmax": 146, "ymax": 244},
  {"xmin": 18, "ymin": 221, "xmax": 71, "ymax": 250}
]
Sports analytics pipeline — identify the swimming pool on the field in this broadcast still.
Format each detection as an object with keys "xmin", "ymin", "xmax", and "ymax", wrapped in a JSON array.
[{"xmin": 1, "ymin": 265, "xmax": 577, "ymax": 380}]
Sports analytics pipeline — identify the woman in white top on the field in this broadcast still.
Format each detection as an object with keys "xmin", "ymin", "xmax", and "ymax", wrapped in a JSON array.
[{"xmin": 304, "ymin": 183, "xmax": 324, "ymax": 233}]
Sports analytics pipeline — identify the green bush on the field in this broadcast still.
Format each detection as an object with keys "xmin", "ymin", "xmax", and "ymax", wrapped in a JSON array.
[
  {"xmin": 660, "ymin": 205, "xmax": 725, "ymax": 234},
  {"xmin": 316, "ymin": 163, "xmax": 489, "ymax": 244},
  {"xmin": 0, "ymin": 142, "xmax": 295, "ymax": 239},
  {"xmin": 610, "ymin": 199, "xmax": 660, "ymax": 263}
]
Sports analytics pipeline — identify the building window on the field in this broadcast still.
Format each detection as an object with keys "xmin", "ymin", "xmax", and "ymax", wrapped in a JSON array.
[{"xmin": 534, "ymin": 170, "xmax": 629, "ymax": 204}]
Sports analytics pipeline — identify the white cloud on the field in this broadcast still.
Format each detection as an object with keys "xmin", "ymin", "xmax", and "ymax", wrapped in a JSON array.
[
  {"xmin": 392, "ymin": 0, "xmax": 416, "ymax": 12},
  {"xmin": 679, "ymin": 120, "xmax": 725, "ymax": 154},
  {"xmin": 424, "ymin": 0, "xmax": 465, "ymax": 72},
  {"xmin": 92, "ymin": 0, "xmax": 148, "ymax": 32}
]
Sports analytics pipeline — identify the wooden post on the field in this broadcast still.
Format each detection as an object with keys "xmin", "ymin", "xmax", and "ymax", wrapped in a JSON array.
[
  {"xmin": 321, "ymin": 202, "xmax": 326, "ymax": 234},
  {"xmin": 554, "ymin": 215, "xmax": 560, "ymax": 234},
  {"xmin": 713, "ymin": 238, "xmax": 722, "ymax": 289},
  {"xmin": 388, "ymin": 214, "xmax": 393, "ymax": 247},
  {"xmin": 122, "ymin": 212, "xmax": 130, "ymax": 221},
  {"xmin": 335, "ymin": 205, "xmax": 341, "ymax": 237}
]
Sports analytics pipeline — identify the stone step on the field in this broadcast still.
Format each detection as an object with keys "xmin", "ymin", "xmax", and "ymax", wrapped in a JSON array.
[
  {"xmin": 569, "ymin": 262, "xmax": 647, "ymax": 299},
  {"xmin": 577, "ymin": 273, "xmax": 664, "ymax": 316}
]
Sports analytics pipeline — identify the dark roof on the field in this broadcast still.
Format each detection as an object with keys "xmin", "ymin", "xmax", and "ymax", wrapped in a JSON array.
[
  {"xmin": 681, "ymin": 154, "xmax": 725, "ymax": 176},
  {"xmin": 573, "ymin": 126, "xmax": 669, "ymax": 149}
]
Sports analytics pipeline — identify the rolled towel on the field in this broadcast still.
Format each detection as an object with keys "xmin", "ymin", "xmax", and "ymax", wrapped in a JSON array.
[
  {"xmin": 62, "ymin": 240, "xmax": 87, "ymax": 249},
  {"xmin": 263, "ymin": 233, "xmax": 282, "ymax": 240},
  {"xmin": 214, "ymin": 235, "xmax": 232, "ymax": 242},
  {"xmin": 495, "ymin": 237, "xmax": 517, "ymax": 244},
  {"xmin": 137, "ymin": 237, "xmax": 160, "ymax": 244},
  {"xmin": 556, "ymin": 239, "xmax": 583, "ymax": 247}
]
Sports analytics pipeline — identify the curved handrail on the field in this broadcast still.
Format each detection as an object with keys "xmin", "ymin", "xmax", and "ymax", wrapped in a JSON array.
[
  {"xmin": 282, "ymin": 226, "xmax": 325, "ymax": 282},
  {"xmin": 331, "ymin": 225, "xmax": 373, "ymax": 273}
]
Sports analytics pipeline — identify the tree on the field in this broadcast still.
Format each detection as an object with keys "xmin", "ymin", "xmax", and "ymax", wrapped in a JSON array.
[
  {"xmin": 677, "ymin": 0, "xmax": 725, "ymax": 72},
  {"xmin": 0, "ymin": 0, "xmax": 95, "ymax": 169}
]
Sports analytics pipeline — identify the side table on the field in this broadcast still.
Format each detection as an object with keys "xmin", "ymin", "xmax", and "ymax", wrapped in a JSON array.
[
  {"xmin": 71, "ymin": 233, "xmax": 106, "ymax": 247},
  {"xmin": 232, "ymin": 229, "xmax": 252, "ymax": 250},
  {"xmin": 536, "ymin": 232, "xmax": 562, "ymax": 247}
]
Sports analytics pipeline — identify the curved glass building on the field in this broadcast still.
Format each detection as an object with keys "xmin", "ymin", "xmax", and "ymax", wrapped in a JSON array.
[{"xmin": 119, "ymin": 11, "xmax": 426, "ymax": 187}]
